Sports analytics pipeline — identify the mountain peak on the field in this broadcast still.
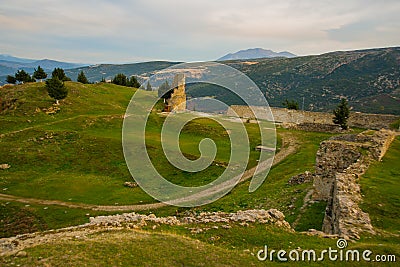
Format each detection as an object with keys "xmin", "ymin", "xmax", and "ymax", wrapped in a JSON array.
[{"xmin": 217, "ymin": 48, "xmax": 296, "ymax": 61}]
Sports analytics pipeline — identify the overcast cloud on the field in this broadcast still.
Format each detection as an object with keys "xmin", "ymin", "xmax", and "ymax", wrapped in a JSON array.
[{"xmin": 0, "ymin": 0, "xmax": 399, "ymax": 63}]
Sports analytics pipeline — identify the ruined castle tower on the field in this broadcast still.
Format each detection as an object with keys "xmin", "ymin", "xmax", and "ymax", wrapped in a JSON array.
[{"xmin": 163, "ymin": 73, "xmax": 186, "ymax": 112}]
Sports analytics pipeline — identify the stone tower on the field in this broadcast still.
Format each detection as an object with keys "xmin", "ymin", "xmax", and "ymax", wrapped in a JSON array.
[{"xmin": 164, "ymin": 74, "xmax": 186, "ymax": 112}]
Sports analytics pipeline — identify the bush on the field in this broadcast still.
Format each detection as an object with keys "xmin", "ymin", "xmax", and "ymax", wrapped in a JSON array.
[{"xmin": 283, "ymin": 99, "xmax": 299, "ymax": 110}]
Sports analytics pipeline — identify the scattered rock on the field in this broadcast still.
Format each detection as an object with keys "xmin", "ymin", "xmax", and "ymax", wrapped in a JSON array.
[
  {"xmin": 88, "ymin": 209, "xmax": 291, "ymax": 230},
  {"xmin": 15, "ymin": 250, "xmax": 27, "ymax": 257},
  {"xmin": 190, "ymin": 228, "xmax": 203, "ymax": 234},
  {"xmin": 123, "ymin": 181, "xmax": 138, "ymax": 188},
  {"xmin": 42, "ymin": 105, "xmax": 60, "ymax": 115},
  {"xmin": 288, "ymin": 171, "xmax": 314, "ymax": 185},
  {"xmin": 0, "ymin": 164, "xmax": 11, "ymax": 170}
]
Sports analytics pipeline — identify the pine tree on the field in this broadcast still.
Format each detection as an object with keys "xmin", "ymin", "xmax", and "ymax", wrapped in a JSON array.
[
  {"xmin": 46, "ymin": 77, "xmax": 68, "ymax": 105},
  {"xmin": 52, "ymin": 68, "xmax": 71, "ymax": 81},
  {"xmin": 77, "ymin": 71, "xmax": 89, "ymax": 84},
  {"xmin": 33, "ymin": 66, "xmax": 47, "ymax": 82},
  {"xmin": 127, "ymin": 76, "xmax": 140, "ymax": 88},
  {"xmin": 333, "ymin": 98, "xmax": 350, "ymax": 130},
  {"xmin": 112, "ymin": 73, "xmax": 128, "ymax": 86},
  {"xmin": 15, "ymin": 70, "xmax": 32, "ymax": 83},
  {"xmin": 146, "ymin": 81, "xmax": 152, "ymax": 91},
  {"xmin": 111, "ymin": 74, "xmax": 140, "ymax": 88},
  {"xmin": 6, "ymin": 75, "xmax": 16, "ymax": 84}
]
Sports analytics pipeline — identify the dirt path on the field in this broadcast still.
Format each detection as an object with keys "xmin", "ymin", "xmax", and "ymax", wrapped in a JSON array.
[
  {"xmin": 0, "ymin": 115, "xmax": 85, "ymax": 138},
  {"xmin": 0, "ymin": 132, "xmax": 299, "ymax": 211},
  {"xmin": 0, "ymin": 114, "xmax": 123, "ymax": 138}
]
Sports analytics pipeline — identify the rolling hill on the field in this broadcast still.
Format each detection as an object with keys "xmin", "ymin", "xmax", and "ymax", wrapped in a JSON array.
[
  {"xmin": 64, "ymin": 61, "xmax": 180, "ymax": 83},
  {"xmin": 65, "ymin": 47, "xmax": 400, "ymax": 114},
  {"xmin": 0, "ymin": 54, "xmax": 87, "ymax": 80},
  {"xmin": 3, "ymin": 47, "xmax": 399, "ymax": 115},
  {"xmin": 231, "ymin": 47, "xmax": 400, "ymax": 114}
]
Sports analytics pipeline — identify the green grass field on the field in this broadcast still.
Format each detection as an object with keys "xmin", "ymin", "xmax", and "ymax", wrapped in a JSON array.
[{"xmin": 0, "ymin": 82, "xmax": 398, "ymax": 266}]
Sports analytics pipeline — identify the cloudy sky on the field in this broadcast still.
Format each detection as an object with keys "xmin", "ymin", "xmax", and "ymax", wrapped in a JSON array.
[{"xmin": 1, "ymin": 0, "xmax": 399, "ymax": 63}]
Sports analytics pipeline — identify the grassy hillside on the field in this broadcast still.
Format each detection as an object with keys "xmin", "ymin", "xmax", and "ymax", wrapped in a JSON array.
[
  {"xmin": 361, "ymin": 136, "xmax": 400, "ymax": 234},
  {"xmin": 1, "ymin": 81, "xmax": 265, "ymax": 231},
  {"xmin": 1, "ymin": 82, "xmax": 266, "ymax": 205},
  {"xmin": 0, "ymin": 82, "xmax": 398, "ymax": 266}
]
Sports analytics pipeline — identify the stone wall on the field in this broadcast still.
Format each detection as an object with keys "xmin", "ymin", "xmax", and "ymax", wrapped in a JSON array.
[
  {"xmin": 312, "ymin": 141, "xmax": 362, "ymax": 201},
  {"xmin": 286, "ymin": 122, "xmax": 343, "ymax": 133},
  {"xmin": 311, "ymin": 129, "xmax": 397, "ymax": 239},
  {"xmin": 168, "ymin": 74, "xmax": 186, "ymax": 111},
  {"xmin": 227, "ymin": 105, "xmax": 399, "ymax": 130}
]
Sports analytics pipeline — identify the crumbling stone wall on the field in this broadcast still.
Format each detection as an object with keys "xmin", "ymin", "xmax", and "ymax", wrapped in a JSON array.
[
  {"xmin": 285, "ymin": 122, "xmax": 343, "ymax": 133},
  {"xmin": 168, "ymin": 74, "xmax": 186, "ymax": 112},
  {"xmin": 0, "ymin": 209, "xmax": 291, "ymax": 255},
  {"xmin": 227, "ymin": 105, "xmax": 399, "ymax": 130},
  {"xmin": 311, "ymin": 129, "xmax": 396, "ymax": 239},
  {"xmin": 312, "ymin": 141, "xmax": 362, "ymax": 201}
]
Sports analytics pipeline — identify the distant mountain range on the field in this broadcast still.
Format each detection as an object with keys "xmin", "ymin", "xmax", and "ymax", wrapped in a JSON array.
[
  {"xmin": 0, "ymin": 54, "xmax": 87, "ymax": 76},
  {"xmin": 1, "ymin": 47, "xmax": 399, "ymax": 115},
  {"xmin": 63, "ymin": 47, "xmax": 400, "ymax": 115},
  {"xmin": 217, "ymin": 48, "xmax": 296, "ymax": 61}
]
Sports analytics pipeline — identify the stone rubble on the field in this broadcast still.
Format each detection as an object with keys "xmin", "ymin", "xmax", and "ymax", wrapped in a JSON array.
[
  {"xmin": 288, "ymin": 171, "xmax": 314, "ymax": 185},
  {"xmin": 0, "ymin": 208, "xmax": 291, "ymax": 256},
  {"xmin": 89, "ymin": 208, "xmax": 291, "ymax": 229},
  {"xmin": 123, "ymin": 181, "xmax": 138, "ymax": 188}
]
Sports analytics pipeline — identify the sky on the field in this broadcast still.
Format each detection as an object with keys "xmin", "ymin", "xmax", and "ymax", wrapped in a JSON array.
[{"xmin": 1, "ymin": 0, "xmax": 399, "ymax": 64}]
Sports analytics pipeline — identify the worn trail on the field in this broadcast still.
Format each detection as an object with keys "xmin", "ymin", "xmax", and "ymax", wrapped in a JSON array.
[{"xmin": 0, "ymin": 132, "xmax": 298, "ymax": 211}]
